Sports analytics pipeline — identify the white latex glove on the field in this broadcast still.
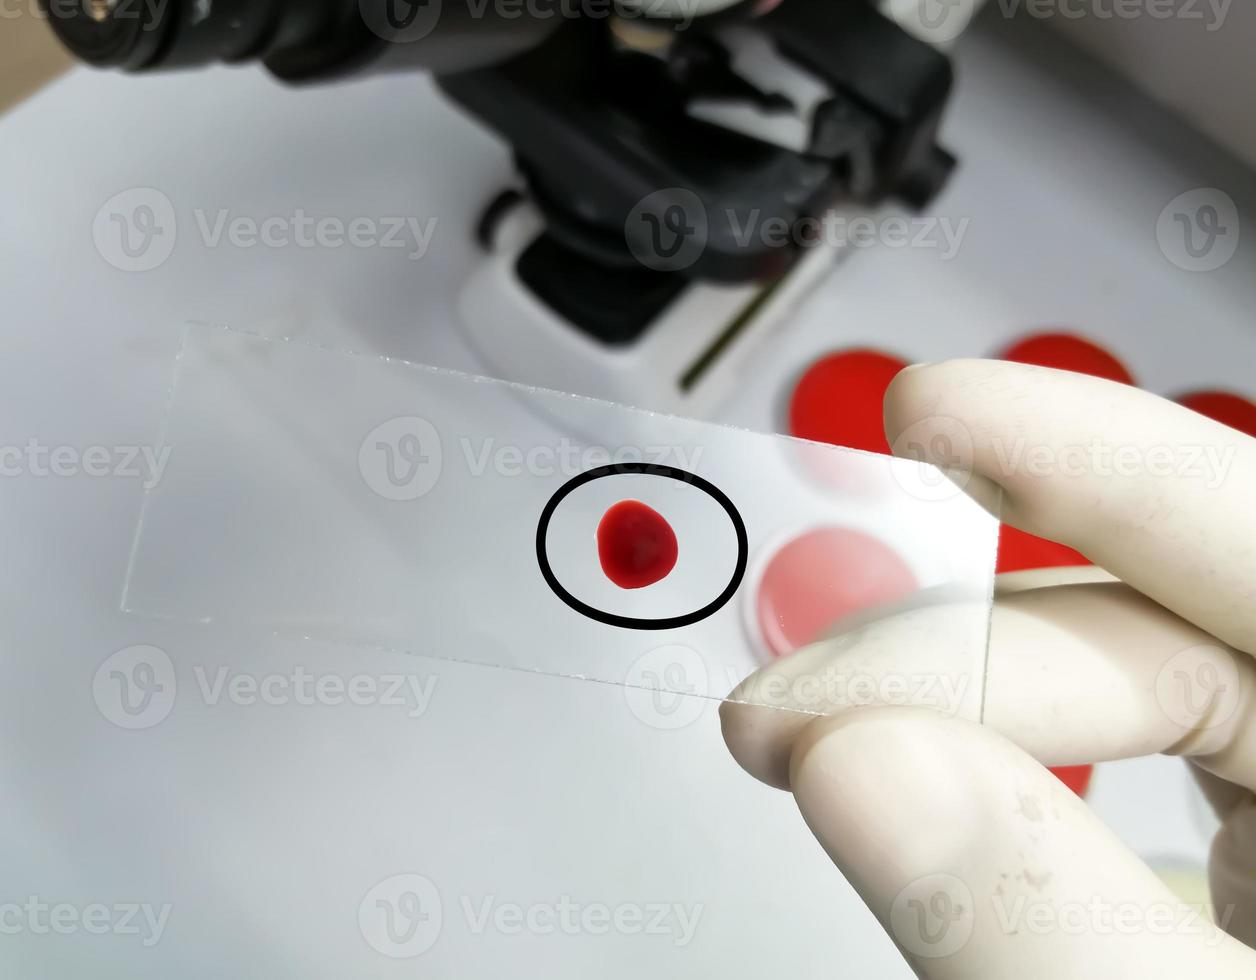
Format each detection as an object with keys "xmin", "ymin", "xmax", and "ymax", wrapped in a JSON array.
[{"xmin": 721, "ymin": 360, "xmax": 1256, "ymax": 978}]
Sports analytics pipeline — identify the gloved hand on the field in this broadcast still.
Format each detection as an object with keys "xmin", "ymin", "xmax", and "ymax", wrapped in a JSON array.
[{"xmin": 720, "ymin": 359, "xmax": 1256, "ymax": 978}]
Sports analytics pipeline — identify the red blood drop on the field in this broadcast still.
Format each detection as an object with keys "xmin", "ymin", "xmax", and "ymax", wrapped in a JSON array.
[
  {"xmin": 995, "ymin": 331, "xmax": 1131, "ymax": 573},
  {"xmin": 1049, "ymin": 765, "xmax": 1094, "ymax": 798},
  {"xmin": 1177, "ymin": 390, "xmax": 1256, "ymax": 437},
  {"xmin": 757, "ymin": 527, "xmax": 918, "ymax": 658},
  {"xmin": 789, "ymin": 350, "xmax": 909, "ymax": 453},
  {"xmin": 996, "ymin": 526, "xmax": 1089, "ymax": 574},
  {"xmin": 597, "ymin": 500, "xmax": 679, "ymax": 590},
  {"xmin": 1002, "ymin": 332, "xmax": 1134, "ymax": 385}
]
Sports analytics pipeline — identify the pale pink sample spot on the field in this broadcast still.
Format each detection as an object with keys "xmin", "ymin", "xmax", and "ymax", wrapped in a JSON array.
[{"xmin": 757, "ymin": 527, "xmax": 918, "ymax": 658}]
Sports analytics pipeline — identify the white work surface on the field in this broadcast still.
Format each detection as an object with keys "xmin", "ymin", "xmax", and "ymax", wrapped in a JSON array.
[{"xmin": 0, "ymin": 12, "xmax": 1252, "ymax": 977}]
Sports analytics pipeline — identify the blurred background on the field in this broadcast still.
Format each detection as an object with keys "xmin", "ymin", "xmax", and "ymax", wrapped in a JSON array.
[
  {"xmin": 0, "ymin": 5, "xmax": 68, "ymax": 112},
  {"xmin": 1, "ymin": 1, "xmax": 1253, "ymax": 976}
]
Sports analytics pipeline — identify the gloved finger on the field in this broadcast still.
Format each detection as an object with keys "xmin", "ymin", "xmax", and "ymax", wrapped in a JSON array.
[
  {"xmin": 992, "ymin": 565, "xmax": 1117, "ymax": 595},
  {"xmin": 723, "ymin": 598, "xmax": 988, "ymax": 790},
  {"xmin": 983, "ymin": 583, "xmax": 1256, "ymax": 785},
  {"xmin": 788, "ymin": 706, "xmax": 1256, "ymax": 978},
  {"xmin": 883, "ymin": 360, "xmax": 1256, "ymax": 657},
  {"xmin": 721, "ymin": 582, "xmax": 1256, "ymax": 793},
  {"xmin": 719, "ymin": 565, "xmax": 1124, "ymax": 787}
]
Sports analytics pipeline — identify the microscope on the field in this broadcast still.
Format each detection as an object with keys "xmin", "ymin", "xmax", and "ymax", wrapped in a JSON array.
[{"xmin": 41, "ymin": 0, "xmax": 958, "ymax": 412}]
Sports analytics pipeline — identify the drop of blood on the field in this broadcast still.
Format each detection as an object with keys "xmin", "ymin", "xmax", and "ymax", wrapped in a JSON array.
[
  {"xmin": 1050, "ymin": 764, "xmax": 1094, "ymax": 798},
  {"xmin": 1177, "ymin": 390, "xmax": 1256, "ymax": 437},
  {"xmin": 997, "ymin": 525, "xmax": 1089, "ymax": 573},
  {"xmin": 597, "ymin": 500, "xmax": 679, "ymax": 590},
  {"xmin": 788, "ymin": 349, "xmax": 909, "ymax": 453},
  {"xmin": 1002, "ymin": 332, "xmax": 1134, "ymax": 385},
  {"xmin": 995, "ymin": 331, "xmax": 1131, "ymax": 575}
]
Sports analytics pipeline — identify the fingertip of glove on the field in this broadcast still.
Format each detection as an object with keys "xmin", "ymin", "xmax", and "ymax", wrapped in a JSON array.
[{"xmin": 788, "ymin": 708, "xmax": 1000, "ymax": 873}]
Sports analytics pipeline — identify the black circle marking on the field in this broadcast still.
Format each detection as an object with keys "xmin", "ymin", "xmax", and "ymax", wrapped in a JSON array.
[{"xmin": 536, "ymin": 463, "xmax": 749, "ymax": 630}]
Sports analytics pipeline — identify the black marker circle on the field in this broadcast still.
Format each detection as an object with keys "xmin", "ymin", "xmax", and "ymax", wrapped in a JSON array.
[{"xmin": 536, "ymin": 464, "xmax": 749, "ymax": 631}]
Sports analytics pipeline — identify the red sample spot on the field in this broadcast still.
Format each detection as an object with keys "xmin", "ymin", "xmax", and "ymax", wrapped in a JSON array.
[
  {"xmin": 997, "ymin": 526, "xmax": 1088, "ymax": 573},
  {"xmin": 757, "ymin": 527, "xmax": 918, "ymax": 658},
  {"xmin": 1178, "ymin": 390, "xmax": 1256, "ymax": 437},
  {"xmin": 1049, "ymin": 764, "xmax": 1094, "ymax": 798},
  {"xmin": 789, "ymin": 350, "xmax": 909, "ymax": 453},
  {"xmin": 1002, "ymin": 332, "xmax": 1134, "ymax": 385},
  {"xmin": 994, "ymin": 331, "xmax": 1130, "ymax": 575},
  {"xmin": 597, "ymin": 500, "xmax": 679, "ymax": 590}
]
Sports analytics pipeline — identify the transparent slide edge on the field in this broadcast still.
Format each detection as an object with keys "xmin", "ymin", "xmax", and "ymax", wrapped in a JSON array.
[{"xmin": 123, "ymin": 323, "xmax": 1000, "ymax": 717}]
